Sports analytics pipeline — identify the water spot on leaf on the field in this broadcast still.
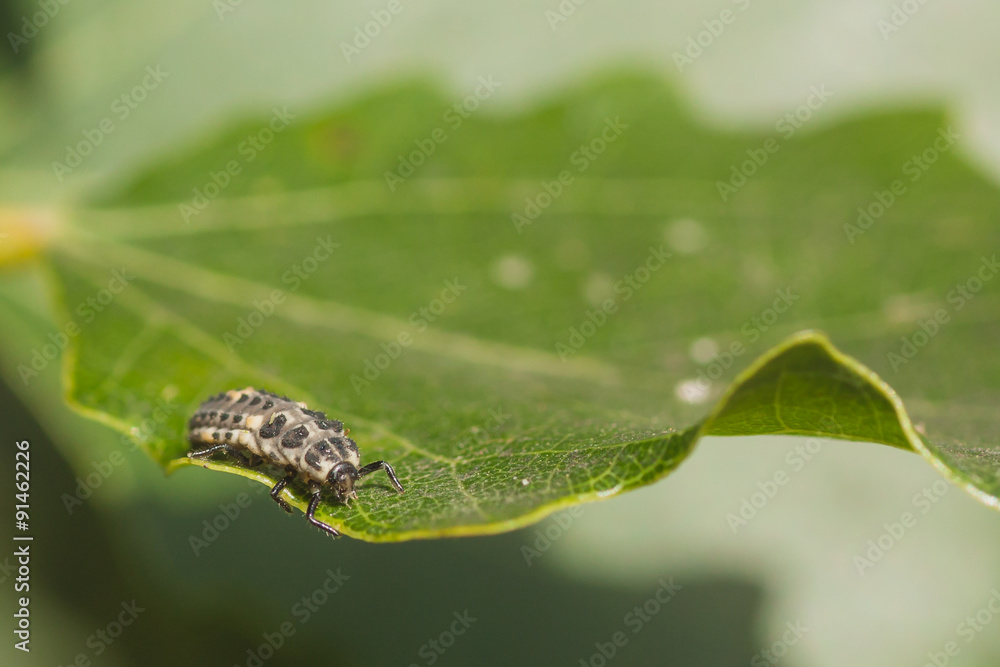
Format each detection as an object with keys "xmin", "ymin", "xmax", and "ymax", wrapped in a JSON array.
[
  {"xmin": 665, "ymin": 218, "xmax": 708, "ymax": 254},
  {"xmin": 583, "ymin": 272, "xmax": 615, "ymax": 306},
  {"xmin": 883, "ymin": 293, "xmax": 935, "ymax": 324},
  {"xmin": 675, "ymin": 378, "xmax": 711, "ymax": 404},
  {"xmin": 689, "ymin": 337, "xmax": 719, "ymax": 364},
  {"xmin": 491, "ymin": 254, "xmax": 534, "ymax": 290}
]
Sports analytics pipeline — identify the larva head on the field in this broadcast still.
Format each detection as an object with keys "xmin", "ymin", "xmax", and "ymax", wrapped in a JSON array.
[{"xmin": 327, "ymin": 461, "xmax": 359, "ymax": 503}]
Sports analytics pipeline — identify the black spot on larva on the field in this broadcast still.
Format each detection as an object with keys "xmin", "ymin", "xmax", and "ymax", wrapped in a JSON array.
[
  {"xmin": 232, "ymin": 414, "xmax": 242, "ymax": 423},
  {"xmin": 258, "ymin": 413, "xmax": 287, "ymax": 438},
  {"xmin": 304, "ymin": 449, "xmax": 323, "ymax": 470},
  {"xmin": 302, "ymin": 408, "xmax": 326, "ymax": 419},
  {"xmin": 237, "ymin": 393, "xmax": 249, "ymax": 403},
  {"xmin": 317, "ymin": 420, "xmax": 342, "ymax": 431},
  {"xmin": 328, "ymin": 437, "xmax": 351, "ymax": 459},
  {"xmin": 263, "ymin": 400, "xmax": 274, "ymax": 410},
  {"xmin": 212, "ymin": 431, "xmax": 221, "ymax": 442},
  {"xmin": 280, "ymin": 425, "xmax": 309, "ymax": 449},
  {"xmin": 249, "ymin": 396, "xmax": 262, "ymax": 406},
  {"xmin": 224, "ymin": 431, "xmax": 233, "ymax": 440},
  {"xmin": 220, "ymin": 413, "xmax": 230, "ymax": 422},
  {"xmin": 209, "ymin": 411, "xmax": 218, "ymax": 419}
]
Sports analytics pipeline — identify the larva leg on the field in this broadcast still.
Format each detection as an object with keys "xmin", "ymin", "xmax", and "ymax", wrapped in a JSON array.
[
  {"xmin": 269, "ymin": 471, "xmax": 295, "ymax": 513},
  {"xmin": 188, "ymin": 443, "xmax": 251, "ymax": 467},
  {"xmin": 306, "ymin": 490, "xmax": 340, "ymax": 537},
  {"xmin": 357, "ymin": 460, "xmax": 404, "ymax": 494},
  {"xmin": 188, "ymin": 444, "xmax": 226, "ymax": 458}
]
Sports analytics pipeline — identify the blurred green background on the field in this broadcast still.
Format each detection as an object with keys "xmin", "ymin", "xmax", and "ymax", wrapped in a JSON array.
[{"xmin": 3, "ymin": 1, "xmax": 1000, "ymax": 666}]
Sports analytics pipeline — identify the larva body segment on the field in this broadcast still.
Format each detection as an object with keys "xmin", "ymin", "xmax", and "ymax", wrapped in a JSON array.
[
  {"xmin": 187, "ymin": 387, "xmax": 359, "ymax": 483},
  {"xmin": 186, "ymin": 387, "xmax": 403, "ymax": 537}
]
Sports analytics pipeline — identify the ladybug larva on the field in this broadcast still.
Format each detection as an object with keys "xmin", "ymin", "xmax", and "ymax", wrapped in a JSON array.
[{"xmin": 186, "ymin": 387, "xmax": 403, "ymax": 537}]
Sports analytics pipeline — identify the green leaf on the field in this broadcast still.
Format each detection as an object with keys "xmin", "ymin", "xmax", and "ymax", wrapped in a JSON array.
[{"xmin": 5, "ymin": 74, "xmax": 1000, "ymax": 540}]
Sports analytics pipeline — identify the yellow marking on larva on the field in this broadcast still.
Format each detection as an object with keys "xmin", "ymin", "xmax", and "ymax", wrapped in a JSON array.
[
  {"xmin": 200, "ymin": 430, "xmax": 214, "ymax": 443},
  {"xmin": 238, "ymin": 432, "xmax": 251, "ymax": 446},
  {"xmin": 246, "ymin": 415, "xmax": 263, "ymax": 430},
  {"xmin": 227, "ymin": 390, "xmax": 242, "ymax": 400}
]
